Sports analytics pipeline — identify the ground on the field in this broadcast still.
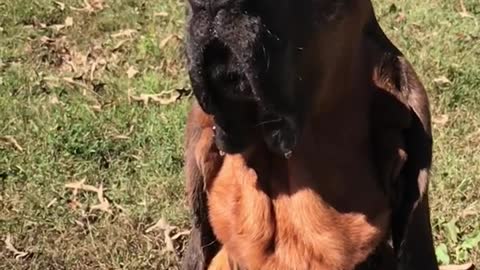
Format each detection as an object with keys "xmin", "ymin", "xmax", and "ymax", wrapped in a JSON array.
[{"xmin": 0, "ymin": 0, "xmax": 478, "ymax": 269}]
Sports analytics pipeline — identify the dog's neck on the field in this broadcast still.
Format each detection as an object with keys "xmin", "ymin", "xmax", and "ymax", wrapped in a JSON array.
[{"xmin": 304, "ymin": 33, "xmax": 372, "ymax": 145}]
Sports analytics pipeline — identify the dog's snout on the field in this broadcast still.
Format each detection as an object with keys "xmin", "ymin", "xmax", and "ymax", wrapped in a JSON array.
[{"xmin": 189, "ymin": 0, "xmax": 244, "ymax": 16}]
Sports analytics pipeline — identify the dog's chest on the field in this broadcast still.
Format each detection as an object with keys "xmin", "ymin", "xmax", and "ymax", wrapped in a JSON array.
[{"xmin": 207, "ymin": 154, "xmax": 391, "ymax": 270}]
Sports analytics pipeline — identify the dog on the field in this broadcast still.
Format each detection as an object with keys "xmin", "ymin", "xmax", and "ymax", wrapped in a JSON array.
[{"xmin": 181, "ymin": 0, "xmax": 439, "ymax": 269}]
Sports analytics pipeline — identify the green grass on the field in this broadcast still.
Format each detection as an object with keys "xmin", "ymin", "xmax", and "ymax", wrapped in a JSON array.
[{"xmin": 0, "ymin": 0, "xmax": 479, "ymax": 269}]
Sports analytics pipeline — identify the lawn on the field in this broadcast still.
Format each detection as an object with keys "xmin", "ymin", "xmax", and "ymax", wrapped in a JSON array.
[{"xmin": 0, "ymin": 0, "xmax": 479, "ymax": 269}]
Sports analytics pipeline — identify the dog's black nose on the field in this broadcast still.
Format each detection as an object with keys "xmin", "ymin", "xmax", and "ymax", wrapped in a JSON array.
[{"xmin": 189, "ymin": 0, "xmax": 242, "ymax": 16}]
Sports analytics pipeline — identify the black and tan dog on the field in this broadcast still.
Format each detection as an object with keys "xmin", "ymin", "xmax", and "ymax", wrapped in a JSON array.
[{"xmin": 181, "ymin": 0, "xmax": 438, "ymax": 269}]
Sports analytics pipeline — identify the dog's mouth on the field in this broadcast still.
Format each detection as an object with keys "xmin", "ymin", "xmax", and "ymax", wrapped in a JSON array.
[{"xmin": 186, "ymin": 8, "xmax": 299, "ymax": 157}]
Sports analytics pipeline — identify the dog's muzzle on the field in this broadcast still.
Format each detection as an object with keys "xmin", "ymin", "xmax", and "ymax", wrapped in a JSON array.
[{"xmin": 186, "ymin": 1, "xmax": 299, "ymax": 157}]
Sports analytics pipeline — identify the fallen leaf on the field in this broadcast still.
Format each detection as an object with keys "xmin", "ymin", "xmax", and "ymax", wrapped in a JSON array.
[
  {"xmin": 47, "ymin": 198, "xmax": 58, "ymax": 208},
  {"xmin": 458, "ymin": 0, "xmax": 474, "ymax": 18},
  {"xmin": 154, "ymin": 12, "xmax": 169, "ymax": 17},
  {"xmin": 434, "ymin": 76, "xmax": 453, "ymax": 86},
  {"xmin": 112, "ymin": 135, "xmax": 130, "ymax": 140},
  {"xmin": 54, "ymin": 1, "xmax": 65, "ymax": 10},
  {"xmin": 171, "ymin": 230, "xmax": 191, "ymax": 240},
  {"xmin": 74, "ymin": 220, "xmax": 85, "ymax": 227},
  {"xmin": 90, "ymin": 104, "xmax": 102, "ymax": 112},
  {"xmin": 64, "ymin": 17, "xmax": 74, "ymax": 27},
  {"xmin": 163, "ymin": 228, "xmax": 176, "ymax": 253},
  {"xmin": 65, "ymin": 178, "xmax": 100, "ymax": 194},
  {"xmin": 146, "ymin": 218, "xmax": 174, "ymax": 233},
  {"xmin": 433, "ymin": 114, "xmax": 449, "ymax": 126},
  {"xmin": 160, "ymin": 34, "xmax": 180, "ymax": 49},
  {"xmin": 68, "ymin": 200, "xmax": 83, "ymax": 210},
  {"xmin": 90, "ymin": 184, "xmax": 112, "ymax": 214},
  {"xmin": 112, "ymin": 39, "xmax": 129, "ymax": 51},
  {"xmin": 70, "ymin": 0, "xmax": 105, "ymax": 13},
  {"xmin": 127, "ymin": 66, "xmax": 139, "ymax": 78},
  {"xmin": 129, "ymin": 90, "xmax": 181, "ymax": 106},
  {"xmin": 440, "ymin": 263, "xmax": 475, "ymax": 270},
  {"xmin": 0, "ymin": 136, "xmax": 24, "ymax": 152},
  {"xmin": 89, "ymin": 0, "xmax": 105, "ymax": 11},
  {"xmin": 49, "ymin": 24, "xmax": 66, "ymax": 31},
  {"xmin": 4, "ymin": 235, "xmax": 29, "ymax": 260},
  {"xmin": 111, "ymin": 29, "xmax": 137, "ymax": 38}
]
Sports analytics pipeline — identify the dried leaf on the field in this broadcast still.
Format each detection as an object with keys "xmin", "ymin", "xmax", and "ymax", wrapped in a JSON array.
[
  {"xmin": 4, "ymin": 235, "xmax": 29, "ymax": 260},
  {"xmin": 127, "ymin": 66, "xmax": 139, "ymax": 79},
  {"xmin": 160, "ymin": 34, "xmax": 180, "ymax": 49},
  {"xmin": 90, "ymin": 104, "xmax": 102, "ymax": 112},
  {"xmin": 129, "ymin": 89, "xmax": 183, "ymax": 106},
  {"xmin": 440, "ymin": 263, "xmax": 475, "ymax": 270},
  {"xmin": 74, "ymin": 220, "xmax": 85, "ymax": 227},
  {"xmin": 64, "ymin": 17, "xmax": 74, "ymax": 27},
  {"xmin": 89, "ymin": 0, "xmax": 105, "ymax": 11},
  {"xmin": 90, "ymin": 184, "xmax": 112, "ymax": 214},
  {"xmin": 154, "ymin": 12, "xmax": 169, "ymax": 17},
  {"xmin": 71, "ymin": 0, "xmax": 105, "ymax": 13},
  {"xmin": 163, "ymin": 228, "xmax": 175, "ymax": 253},
  {"xmin": 0, "ymin": 136, "xmax": 24, "ymax": 152},
  {"xmin": 50, "ymin": 24, "xmax": 66, "ymax": 31},
  {"xmin": 458, "ymin": 0, "xmax": 474, "ymax": 18},
  {"xmin": 68, "ymin": 200, "xmax": 83, "ymax": 210},
  {"xmin": 54, "ymin": 1, "xmax": 65, "ymax": 10},
  {"xmin": 171, "ymin": 230, "xmax": 191, "ymax": 240},
  {"xmin": 111, "ymin": 29, "xmax": 137, "ymax": 38},
  {"xmin": 151, "ymin": 91, "xmax": 181, "ymax": 105},
  {"xmin": 434, "ymin": 76, "xmax": 453, "ymax": 86},
  {"xmin": 65, "ymin": 178, "xmax": 100, "ymax": 193},
  {"xmin": 112, "ymin": 135, "xmax": 130, "ymax": 140},
  {"xmin": 433, "ymin": 114, "xmax": 449, "ymax": 126},
  {"xmin": 47, "ymin": 198, "xmax": 58, "ymax": 208},
  {"xmin": 145, "ymin": 218, "xmax": 174, "ymax": 233},
  {"xmin": 112, "ymin": 39, "xmax": 129, "ymax": 51}
]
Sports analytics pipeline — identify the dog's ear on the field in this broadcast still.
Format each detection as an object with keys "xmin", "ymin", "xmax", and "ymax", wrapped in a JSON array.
[
  {"xmin": 182, "ymin": 102, "xmax": 223, "ymax": 270},
  {"xmin": 366, "ymin": 15, "xmax": 437, "ymax": 268}
]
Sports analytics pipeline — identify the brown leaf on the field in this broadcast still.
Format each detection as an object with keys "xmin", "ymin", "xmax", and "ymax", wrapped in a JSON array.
[
  {"xmin": 434, "ymin": 76, "xmax": 453, "ymax": 86},
  {"xmin": 154, "ymin": 12, "xmax": 169, "ymax": 17},
  {"xmin": 54, "ymin": 1, "xmax": 65, "ymax": 10},
  {"xmin": 458, "ymin": 0, "xmax": 474, "ymax": 18},
  {"xmin": 64, "ymin": 17, "xmax": 74, "ymax": 27},
  {"xmin": 146, "ymin": 218, "xmax": 177, "ymax": 254},
  {"xmin": 112, "ymin": 39, "xmax": 129, "ymax": 51},
  {"xmin": 440, "ymin": 263, "xmax": 475, "ymax": 270},
  {"xmin": 433, "ymin": 114, "xmax": 449, "ymax": 127},
  {"xmin": 151, "ymin": 91, "xmax": 181, "ymax": 105},
  {"xmin": 46, "ymin": 198, "xmax": 58, "ymax": 208},
  {"xmin": 111, "ymin": 29, "xmax": 137, "ymax": 39},
  {"xmin": 171, "ymin": 230, "xmax": 191, "ymax": 240},
  {"xmin": 4, "ymin": 235, "xmax": 29, "ymax": 260},
  {"xmin": 127, "ymin": 66, "xmax": 139, "ymax": 79},
  {"xmin": 145, "ymin": 218, "xmax": 174, "ymax": 233},
  {"xmin": 68, "ymin": 200, "xmax": 83, "ymax": 210},
  {"xmin": 90, "ymin": 184, "xmax": 112, "ymax": 214},
  {"xmin": 0, "ymin": 136, "xmax": 24, "ymax": 152},
  {"xmin": 71, "ymin": 0, "xmax": 105, "ymax": 13},
  {"xmin": 65, "ymin": 178, "xmax": 100, "ymax": 194},
  {"xmin": 159, "ymin": 34, "xmax": 181, "ymax": 49},
  {"xmin": 129, "ymin": 89, "xmax": 183, "ymax": 106}
]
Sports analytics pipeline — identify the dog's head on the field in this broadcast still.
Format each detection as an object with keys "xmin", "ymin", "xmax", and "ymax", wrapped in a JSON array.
[{"xmin": 185, "ymin": 0, "xmax": 371, "ymax": 156}]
